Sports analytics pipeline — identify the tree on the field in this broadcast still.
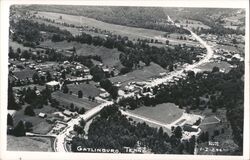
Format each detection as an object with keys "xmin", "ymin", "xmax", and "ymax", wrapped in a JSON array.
[
  {"xmin": 232, "ymin": 38, "xmax": 237, "ymax": 44},
  {"xmin": 188, "ymin": 135, "xmax": 196, "ymax": 154},
  {"xmin": 7, "ymin": 114, "xmax": 13, "ymax": 126},
  {"xmin": 8, "ymin": 84, "xmax": 20, "ymax": 110},
  {"xmin": 78, "ymin": 108, "xmax": 85, "ymax": 114},
  {"xmin": 24, "ymin": 106, "xmax": 35, "ymax": 116},
  {"xmin": 166, "ymin": 40, "xmax": 170, "ymax": 45},
  {"xmin": 169, "ymin": 64, "xmax": 174, "ymax": 72},
  {"xmin": 32, "ymin": 72, "xmax": 40, "ymax": 84},
  {"xmin": 109, "ymin": 86, "xmax": 118, "ymax": 99},
  {"xmin": 70, "ymin": 103, "xmax": 75, "ymax": 111},
  {"xmin": 61, "ymin": 71, "xmax": 66, "ymax": 79},
  {"xmin": 62, "ymin": 84, "xmax": 69, "ymax": 93},
  {"xmin": 100, "ymin": 79, "xmax": 112, "ymax": 91},
  {"xmin": 24, "ymin": 121, "xmax": 33, "ymax": 132},
  {"xmin": 17, "ymin": 47, "xmax": 21, "ymax": 54},
  {"xmin": 158, "ymin": 127, "xmax": 164, "ymax": 138},
  {"xmin": 13, "ymin": 120, "xmax": 26, "ymax": 136},
  {"xmin": 212, "ymin": 66, "xmax": 220, "ymax": 73},
  {"xmin": 79, "ymin": 118, "xmax": 86, "ymax": 128},
  {"xmin": 110, "ymin": 70, "xmax": 115, "ymax": 77},
  {"xmin": 174, "ymin": 126, "xmax": 183, "ymax": 139},
  {"xmin": 78, "ymin": 90, "xmax": 83, "ymax": 98},
  {"xmin": 90, "ymin": 65, "xmax": 105, "ymax": 82},
  {"xmin": 73, "ymin": 124, "xmax": 84, "ymax": 135},
  {"xmin": 46, "ymin": 71, "xmax": 52, "ymax": 82}
]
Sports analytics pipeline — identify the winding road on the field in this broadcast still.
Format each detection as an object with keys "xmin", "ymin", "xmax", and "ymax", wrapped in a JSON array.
[{"xmin": 51, "ymin": 16, "xmax": 213, "ymax": 152}]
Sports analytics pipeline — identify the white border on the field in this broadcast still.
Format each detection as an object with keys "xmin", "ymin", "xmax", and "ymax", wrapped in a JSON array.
[{"xmin": 0, "ymin": 0, "xmax": 249, "ymax": 160}]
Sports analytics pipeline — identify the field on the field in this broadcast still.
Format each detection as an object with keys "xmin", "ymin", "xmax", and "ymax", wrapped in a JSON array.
[
  {"xmin": 130, "ymin": 103, "xmax": 184, "ymax": 124},
  {"xmin": 9, "ymin": 40, "xmax": 32, "ymax": 51},
  {"xmin": 52, "ymin": 91, "xmax": 99, "ymax": 110},
  {"xmin": 216, "ymin": 44, "xmax": 245, "ymax": 54},
  {"xmin": 7, "ymin": 135, "xmax": 54, "ymax": 152},
  {"xmin": 40, "ymin": 40, "xmax": 123, "ymax": 69},
  {"xmin": 13, "ymin": 105, "xmax": 56, "ymax": 134},
  {"xmin": 35, "ymin": 11, "xmax": 192, "ymax": 46},
  {"xmin": 110, "ymin": 62, "xmax": 166, "ymax": 88},
  {"xmin": 13, "ymin": 68, "xmax": 36, "ymax": 80},
  {"xmin": 197, "ymin": 61, "xmax": 233, "ymax": 73},
  {"xmin": 129, "ymin": 116, "xmax": 172, "ymax": 135},
  {"xmin": 35, "ymin": 11, "xmax": 168, "ymax": 40},
  {"xmin": 67, "ymin": 82, "xmax": 102, "ymax": 97},
  {"xmin": 178, "ymin": 19, "xmax": 211, "ymax": 30}
]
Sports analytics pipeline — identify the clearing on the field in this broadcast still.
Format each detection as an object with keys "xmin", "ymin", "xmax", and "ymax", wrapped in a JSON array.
[
  {"xmin": 130, "ymin": 103, "xmax": 184, "ymax": 124},
  {"xmin": 67, "ymin": 82, "xmax": 102, "ymax": 98},
  {"xmin": 12, "ymin": 105, "xmax": 55, "ymax": 134},
  {"xmin": 40, "ymin": 40, "xmax": 123, "ymax": 69},
  {"xmin": 7, "ymin": 135, "xmax": 54, "ymax": 152},
  {"xmin": 52, "ymin": 91, "xmax": 99, "ymax": 110},
  {"xmin": 110, "ymin": 62, "xmax": 166, "ymax": 88},
  {"xmin": 35, "ymin": 11, "xmax": 191, "ymax": 44}
]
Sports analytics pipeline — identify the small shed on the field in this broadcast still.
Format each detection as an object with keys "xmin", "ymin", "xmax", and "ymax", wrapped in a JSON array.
[{"xmin": 38, "ymin": 112, "xmax": 47, "ymax": 118}]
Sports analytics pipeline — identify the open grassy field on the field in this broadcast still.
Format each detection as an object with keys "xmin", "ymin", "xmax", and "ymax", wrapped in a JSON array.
[
  {"xmin": 110, "ymin": 62, "xmax": 166, "ymax": 88},
  {"xmin": 67, "ymin": 82, "xmax": 102, "ymax": 97},
  {"xmin": 216, "ymin": 44, "xmax": 245, "ymax": 54},
  {"xmin": 178, "ymin": 19, "xmax": 211, "ymax": 30},
  {"xmin": 129, "ymin": 116, "xmax": 172, "ymax": 135},
  {"xmin": 9, "ymin": 40, "xmax": 32, "ymax": 51},
  {"xmin": 7, "ymin": 135, "xmax": 54, "ymax": 152},
  {"xmin": 13, "ymin": 68, "xmax": 36, "ymax": 80},
  {"xmin": 52, "ymin": 91, "xmax": 99, "ymax": 110},
  {"xmin": 197, "ymin": 61, "xmax": 233, "ymax": 73},
  {"xmin": 130, "ymin": 103, "xmax": 184, "ymax": 124},
  {"xmin": 35, "ymin": 11, "xmax": 194, "ymax": 44},
  {"xmin": 40, "ymin": 40, "xmax": 123, "ymax": 69},
  {"xmin": 13, "ymin": 105, "xmax": 55, "ymax": 134}
]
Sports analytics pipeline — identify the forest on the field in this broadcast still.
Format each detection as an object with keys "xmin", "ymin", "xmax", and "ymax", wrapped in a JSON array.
[
  {"xmin": 71, "ymin": 105, "xmax": 196, "ymax": 154},
  {"xmin": 119, "ymin": 63, "xmax": 244, "ymax": 153}
]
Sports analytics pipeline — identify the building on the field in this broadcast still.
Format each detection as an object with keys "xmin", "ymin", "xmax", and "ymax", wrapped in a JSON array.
[
  {"xmin": 46, "ymin": 81, "xmax": 60, "ymax": 91},
  {"xmin": 38, "ymin": 112, "xmax": 47, "ymax": 118},
  {"xmin": 63, "ymin": 110, "xmax": 78, "ymax": 117},
  {"xmin": 183, "ymin": 124, "xmax": 199, "ymax": 132},
  {"xmin": 99, "ymin": 92, "xmax": 110, "ymax": 99}
]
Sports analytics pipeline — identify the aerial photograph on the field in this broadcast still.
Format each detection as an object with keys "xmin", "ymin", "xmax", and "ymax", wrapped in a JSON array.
[{"xmin": 7, "ymin": 5, "xmax": 245, "ymax": 155}]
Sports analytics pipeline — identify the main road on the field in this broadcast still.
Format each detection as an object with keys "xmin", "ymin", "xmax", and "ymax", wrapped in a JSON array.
[
  {"xmin": 144, "ymin": 29, "xmax": 214, "ymax": 88},
  {"xmin": 54, "ymin": 101, "xmax": 113, "ymax": 152},
  {"xmin": 53, "ymin": 17, "xmax": 214, "ymax": 152}
]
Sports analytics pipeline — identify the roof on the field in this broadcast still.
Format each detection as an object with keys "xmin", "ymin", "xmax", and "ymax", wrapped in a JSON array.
[
  {"xmin": 38, "ymin": 112, "xmax": 46, "ymax": 117},
  {"xmin": 63, "ymin": 110, "xmax": 72, "ymax": 116},
  {"xmin": 46, "ymin": 81, "xmax": 59, "ymax": 86},
  {"xmin": 99, "ymin": 92, "xmax": 110, "ymax": 98}
]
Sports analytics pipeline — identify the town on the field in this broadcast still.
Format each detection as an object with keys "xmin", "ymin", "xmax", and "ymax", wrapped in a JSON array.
[{"xmin": 7, "ymin": 5, "xmax": 245, "ymax": 155}]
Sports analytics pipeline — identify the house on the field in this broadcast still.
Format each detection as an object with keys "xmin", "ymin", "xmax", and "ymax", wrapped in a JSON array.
[
  {"xmin": 103, "ymin": 68, "xmax": 110, "ymax": 73},
  {"xmin": 183, "ymin": 124, "xmax": 199, "ymax": 132},
  {"xmin": 83, "ymin": 68, "xmax": 90, "ymax": 74},
  {"xmin": 38, "ymin": 112, "xmax": 47, "ymax": 118},
  {"xmin": 99, "ymin": 92, "xmax": 110, "ymax": 99},
  {"xmin": 20, "ymin": 58, "xmax": 26, "ymax": 62},
  {"xmin": 63, "ymin": 110, "xmax": 78, "ymax": 117},
  {"xmin": 46, "ymin": 81, "xmax": 60, "ymax": 91}
]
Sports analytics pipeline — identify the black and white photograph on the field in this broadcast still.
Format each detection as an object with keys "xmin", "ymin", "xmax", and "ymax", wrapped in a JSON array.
[{"xmin": 0, "ymin": 0, "xmax": 249, "ymax": 160}]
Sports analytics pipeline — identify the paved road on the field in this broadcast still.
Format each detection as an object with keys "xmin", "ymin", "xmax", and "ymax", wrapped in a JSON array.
[
  {"xmin": 54, "ymin": 101, "xmax": 114, "ymax": 152},
  {"xmin": 53, "ymin": 16, "xmax": 214, "ymax": 152},
  {"xmin": 145, "ymin": 30, "xmax": 213, "ymax": 88}
]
